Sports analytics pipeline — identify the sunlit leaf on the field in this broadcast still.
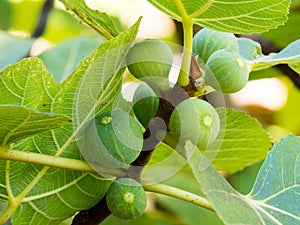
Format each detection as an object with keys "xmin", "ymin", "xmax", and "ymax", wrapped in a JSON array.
[
  {"xmin": 147, "ymin": 0, "xmax": 290, "ymax": 33},
  {"xmin": 262, "ymin": 12, "xmax": 300, "ymax": 48},
  {"xmin": 59, "ymin": 0, "xmax": 121, "ymax": 39},
  {"xmin": 186, "ymin": 134, "xmax": 300, "ymax": 225}
]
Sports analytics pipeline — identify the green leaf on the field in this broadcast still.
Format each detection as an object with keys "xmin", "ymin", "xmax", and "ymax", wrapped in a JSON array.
[
  {"xmin": 262, "ymin": 12, "xmax": 300, "ymax": 48},
  {"xmin": 0, "ymin": 19, "xmax": 141, "ymax": 224},
  {"xmin": 0, "ymin": 105, "xmax": 70, "ymax": 145},
  {"xmin": 203, "ymin": 108, "xmax": 272, "ymax": 173},
  {"xmin": 249, "ymin": 134, "xmax": 300, "ymax": 224},
  {"xmin": 0, "ymin": 57, "xmax": 61, "ymax": 111},
  {"xmin": 252, "ymin": 39, "xmax": 300, "ymax": 72},
  {"xmin": 39, "ymin": 36, "xmax": 105, "ymax": 83},
  {"xmin": 186, "ymin": 134, "xmax": 300, "ymax": 225},
  {"xmin": 0, "ymin": 32, "xmax": 34, "ymax": 71},
  {"xmin": 59, "ymin": 0, "xmax": 121, "ymax": 39},
  {"xmin": 147, "ymin": 0, "xmax": 290, "ymax": 33}
]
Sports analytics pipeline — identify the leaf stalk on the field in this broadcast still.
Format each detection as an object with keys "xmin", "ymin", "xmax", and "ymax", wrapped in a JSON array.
[{"xmin": 144, "ymin": 183, "xmax": 214, "ymax": 211}]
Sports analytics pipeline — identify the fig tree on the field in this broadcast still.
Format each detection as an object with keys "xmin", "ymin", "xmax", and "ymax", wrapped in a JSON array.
[
  {"xmin": 168, "ymin": 98, "xmax": 220, "ymax": 147},
  {"xmin": 106, "ymin": 178, "xmax": 147, "ymax": 220},
  {"xmin": 204, "ymin": 49, "xmax": 251, "ymax": 93},
  {"xmin": 193, "ymin": 28, "xmax": 238, "ymax": 63}
]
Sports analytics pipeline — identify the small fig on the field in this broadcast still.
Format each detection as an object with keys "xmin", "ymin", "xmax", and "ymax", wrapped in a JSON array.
[
  {"xmin": 168, "ymin": 98, "xmax": 220, "ymax": 147},
  {"xmin": 126, "ymin": 39, "xmax": 173, "ymax": 80},
  {"xmin": 106, "ymin": 178, "xmax": 147, "ymax": 220},
  {"xmin": 193, "ymin": 28, "xmax": 238, "ymax": 63},
  {"xmin": 132, "ymin": 82, "xmax": 159, "ymax": 128},
  {"xmin": 93, "ymin": 110, "xmax": 143, "ymax": 167},
  {"xmin": 204, "ymin": 49, "xmax": 251, "ymax": 93}
]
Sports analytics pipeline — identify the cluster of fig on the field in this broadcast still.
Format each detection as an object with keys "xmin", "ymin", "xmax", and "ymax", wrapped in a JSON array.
[
  {"xmin": 91, "ymin": 28, "xmax": 253, "ymax": 220},
  {"xmin": 90, "ymin": 110, "xmax": 147, "ymax": 220},
  {"xmin": 192, "ymin": 28, "xmax": 252, "ymax": 93}
]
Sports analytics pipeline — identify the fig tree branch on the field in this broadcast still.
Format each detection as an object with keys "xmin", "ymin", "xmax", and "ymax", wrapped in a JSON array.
[
  {"xmin": 72, "ymin": 197, "xmax": 111, "ymax": 225},
  {"xmin": 31, "ymin": 0, "xmax": 54, "ymax": 38}
]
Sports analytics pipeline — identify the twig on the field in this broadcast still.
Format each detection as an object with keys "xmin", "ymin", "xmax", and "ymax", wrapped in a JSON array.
[
  {"xmin": 31, "ymin": 0, "xmax": 54, "ymax": 38},
  {"xmin": 72, "ymin": 196, "xmax": 111, "ymax": 225}
]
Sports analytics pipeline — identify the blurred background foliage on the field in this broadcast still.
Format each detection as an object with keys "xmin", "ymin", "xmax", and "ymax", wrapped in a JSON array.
[{"xmin": 0, "ymin": 0, "xmax": 300, "ymax": 224}]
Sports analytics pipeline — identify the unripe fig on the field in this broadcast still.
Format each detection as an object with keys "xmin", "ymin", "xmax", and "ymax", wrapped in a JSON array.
[
  {"xmin": 168, "ymin": 98, "xmax": 220, "ymax": 147},
  {"xmin": 204, "ymin": 49, "xmax": 251, "ymax": 93},
  {"xmin": 193, "ymin": 28, "xmax": 238, "ymax": 63},
  {"xmin": 93, "ymin": 110, "xmax": 143, "ymax": 167},
  {"xmin": 132, "ymin": 82, "xmax": 159, "ymax": 128},
  {"xmin": 126, "ymin": 39, "xmax": 173, "ymax": 80},
  {"xmin": 106, "ymin": 178, "xmax": 147, "ymax": 220}
]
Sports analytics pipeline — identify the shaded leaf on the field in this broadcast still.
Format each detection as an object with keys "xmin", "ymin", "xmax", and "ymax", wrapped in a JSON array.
[
  {"xmin": 39, "ymin": 36, "xmax": 105, "ymax": 83},
  {"xmin": 238, "ymin": 38, "xmax": 263, "ymax": 60},
  {"xmin": 186, "ymin": 134, "xmax": 300, "ymax": 225},
  {"xmin": 147, "ymin": 0, "xmax": 290, "ymax": 33},
  {"xmin": 0, "ymin": 32, "xmax": 34, "ymax": 71},
  {"xmin": 0, "ymin": 105, "xmax": 70, "ymax": 145}
]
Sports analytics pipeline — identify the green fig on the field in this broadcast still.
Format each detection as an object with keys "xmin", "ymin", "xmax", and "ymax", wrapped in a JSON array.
[
  {"xmin": 126, "ymin": 39, "xmax": 173, "ymax": 80},
  {"xmin": 93, "ymin": 110, "xmax": 143, "ymax": 167},
  {"xmin": 132, "ymin": 82, "xmax": 159, "ymax": 128},
  {"xmin": 193, "ymin": 28, "xmax": 238, "ymax": 63},
  {"xmin": 106, "ymin": 178, "xmax": 147, "ymax": 220},
  {"xmin": 168, "ymin": 98, "xmax": 220, "ymax": 147},
  {"xmin": 204, "ymin": 49, "xmax": 251, "ymax": 93}
]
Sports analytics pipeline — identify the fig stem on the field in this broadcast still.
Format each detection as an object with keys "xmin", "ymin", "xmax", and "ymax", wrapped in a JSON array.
[
  {"xmin": 177, "ymin": 18, "xmax": 194, "ymax": 87},
  {"xmin": 144, "ymin": 183, "xmax": 214, "ymax": 211}
]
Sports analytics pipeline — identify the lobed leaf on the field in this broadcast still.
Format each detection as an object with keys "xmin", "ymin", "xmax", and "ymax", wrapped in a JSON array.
[
  {"xmin": 186, "ymin": 134, "xmax": 300, "ymax": 225},
  {"xmin": 147, "ymin": 0, "xmax": 290, "ymax": 33},
  {"xmin": 0, "ymin": 19, "xmax": 141, "ymax": 224}
]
